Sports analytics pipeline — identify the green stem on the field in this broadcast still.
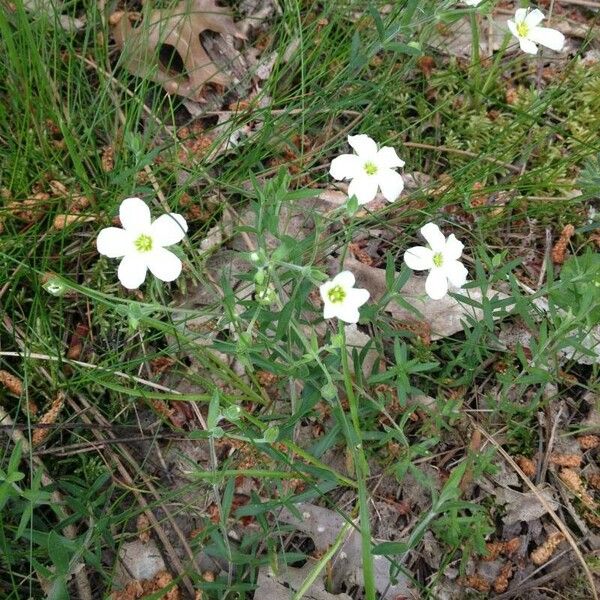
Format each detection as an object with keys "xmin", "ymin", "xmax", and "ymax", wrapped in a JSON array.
[
  {"xmin": 470, "ymin": 12, "xmax": 481, "ymax": 108},
  {"xmin": 481, "ymin": 33, "xmax": 512, "ymax": 97},
  {"xmin": 340, "ymin": 323, "xmax": 376, "ymax": 600}
]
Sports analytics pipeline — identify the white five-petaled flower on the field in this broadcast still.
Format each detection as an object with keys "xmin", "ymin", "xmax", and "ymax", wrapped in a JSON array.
[
  {"xmin": 403, "ymin": 223, "xmax": 468, "ymax": 300},
  {"xmin": 330, "ymin": 134, "xmax": 405, "ymax": 205},
  {"xmin": 319, "ymin": 271, "xmax": 370, "ymax": 324},
  {"xmin": 507, "ymin": 8, "xmax": 565, "ymax": 55},
  {"xmin": 97, "ymin": 197, "xmax": 188, "ymax": 290}
]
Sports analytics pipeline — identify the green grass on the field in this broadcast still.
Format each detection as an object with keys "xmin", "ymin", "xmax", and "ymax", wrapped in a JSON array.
[{"xmin": 1, "ymin": 0, "xmax": 600, "ymax": 598}]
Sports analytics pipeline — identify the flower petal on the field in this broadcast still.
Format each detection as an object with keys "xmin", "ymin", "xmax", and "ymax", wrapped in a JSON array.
[
  {"xmin": 420, "ymin": 223, "xmax": 446, "ymax": 252},
  {"xmin": 377, "ymin": 168, "xmax": 404, "ymax": 202},
  {"xmin": 376, "ymin": 146, "xmax": 405, "ymax": 169},
  {"xmin": 348, "ymin": 134, "xmax": 378, "ymax": 159},
  {"xmin": 323, "ymin": 303, "xmax": 337, "ymax": 319},
  {"xmin": 97, "ymin": 227, "xmax": 132, "ymax": 258},
  {"xmin": 404, "ymin": 246, "xmax": 434, "ymax": 271},
  {"xmin": 348, "ymin": 287, "xmax": 370, "ymax": 308},
  {"xmin": 330, "ymin": 154, "xmax": 363, "ymax": 180},
  {"xmin": 335, "ymin": 303, "xmax": 361, "ymax": 324},
  {"xmin": 524, "ymin": 8, "xmax": 545, "ymax": 28},
  {"xmin": 150, "ymin": 213, "xmax": 188, "ymax": 247},
  {"xmin": 120, "ymin": 197, "xmax": 151, "ymax": 232},
  {"xmin": 444, "ymin": 234, "xmax": 464, "ymax": 261},
  {"xmin": 444, "ymin": 260, "xmax": 468, "ymax": 288},
  {"xmin": 320, "ymin": 281, "xmax": 334, "ymax": 303},
  {"xmin": 147, "ymin": 247, "xmax": 183, "ymax": 282},
  {"xmin": 519, "ymin": 36, "xmax": 539, "ymax": 54},
  {"xmin": 507, "ymin": 19, "xmax": 519, "ymax": 40},
  {"xmin": 332, "ymin": 271, "xmax": 355, "ymax": 289},
  {"xmin": 514, "ymin": 8, "xmax": 528, "ymax": 24},
  {"xmin": 528, "ymin": 26, "xmax": 565, "ymax": 51},
  {"xmin": 117, "ymin": 254, "xmax": 148, "ymax": 289},
  {"xmin": 425, "ymin": 269, "xmax": 448, "ymax": 300},
  {"xmin": 348, "ymin": 175, "xmax": 379, "ymax": 205}
]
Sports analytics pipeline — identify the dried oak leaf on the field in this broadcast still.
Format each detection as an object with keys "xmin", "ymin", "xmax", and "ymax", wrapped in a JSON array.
[{"xmin": 110, "ymin": 0, "xmax": 244, "ymax": 102}]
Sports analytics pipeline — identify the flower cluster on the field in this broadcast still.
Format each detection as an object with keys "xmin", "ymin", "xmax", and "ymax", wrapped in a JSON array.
[{"xmin": 96, "ymin": 4, "xmax": 565, "ymax": 315}]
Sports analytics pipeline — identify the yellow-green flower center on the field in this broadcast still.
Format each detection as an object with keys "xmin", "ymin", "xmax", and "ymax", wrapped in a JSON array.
[
  {"xmin": 364, "ymin": 161, "xmax": 378, "ymax": 176},
  {"xmin": 516, "ymin": 22, "xmax": 529, "ymax": 37},
  {"xmin": 327, "ymin": 285, "xmax": 346, "ymax": 304},
  {"xmin": 432, "ymin": 252, "xmax": 444, "ymax": 268},
  {"xmin": 134, "ymin": 233, "xmax": 153, "ymax": 253}
]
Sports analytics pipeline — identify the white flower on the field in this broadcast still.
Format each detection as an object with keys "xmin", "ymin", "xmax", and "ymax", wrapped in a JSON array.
[
  {"xmin": 319, "ymin": 271, "xmax": 370, "ymax": 324},
  {"xmin": 403, "ymin": 223, "xmax": 468, "ymax": 300},
  {"xmin": 507, "ymin": 8, "xmax": 565, "ymax": 55},
  {"xmin": 463, "ymin": 0, "xmax": 484, "ymax": 6},
  {"xmin": 330, "ymin": 134, "xmax": 405, "ymax": 205},
  {"xmin": 97, "ymin": 197, "xmax": 188, "ymax": 289}
]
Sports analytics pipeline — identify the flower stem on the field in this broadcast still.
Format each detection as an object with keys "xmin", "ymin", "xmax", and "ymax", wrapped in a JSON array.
[
  {"xmin": 481, "ymin": 32, "xmax": 512, "ymax": 97},
  {"xmin": 470, "ymin": 11, "xmax": 481, "ymax": 108},
  {"xmin": 339, "ymin": 322, "xmax": 376, "ymax": 600}
]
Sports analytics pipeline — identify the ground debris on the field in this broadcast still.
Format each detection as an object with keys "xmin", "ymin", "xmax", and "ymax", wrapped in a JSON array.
[
  {"xmin": 530, "ymin": 531, "xmax": 565, "ymax": 566},
  {"xmin": 32, "ymin": 392, "xmax": 65, "ymax": 446},
  {"xmin": 0, "ymin": 369, "xmax": 23, "ymax": 396},
  {"xmin": 110, "ymin": 0, "xmax": 244, "ymax": 102}
]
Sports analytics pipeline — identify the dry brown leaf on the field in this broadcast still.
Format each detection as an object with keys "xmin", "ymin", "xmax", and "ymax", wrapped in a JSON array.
[
  {"xmin": 32, "ymin": 392, "xmax": 65, "ymax": 446},
  {"xmin": 48, "ymin": 180, "xmax": 68, "ymax": 196},
  {"xmin": 516, "ymin": 456, "xmax": 536, "ymax": 478},
  {"xmin": 66, "ymin": 323, "xmax": 89, "ymax": 361},
  {"xmin": 102, "ymin": 145, "xmax": 115, "ymax": 172},
  {"xmin": 551, "ymin": 224, "xmax": 575, "ymax": 265},
  {"xmin": 493, "ymin": 563, "xmax": 513, "ymax": 594},
  {"xmin": 463, "ymin": 574, "xmax": 490, "ymax": 593},
  {"xmin": 0, "ymin": 369, "xmax": 23, "ymax": 395},
  {"xmin": 578, "ymin": 435, "xmax": 600, "ymax": 450},
  {"xmin": 530, "ymin": 532, "xmax": 564, "ymax": 566},
  {"xmin": 550, "ymin": 453, "xmax": 582, "ymax": 468},
  {"xmin": 110, "ymin": 0, "xmax": 244, "ymax": 102},
  {"xmin": 559, "ymin": 468, "xmax": 596, "ymax": 509},
  {"xmin": 52, "ymin": 214, "xmax": 95, "ymax": 230},
  {"xmin": 588, "ymin": 473, "xmax": 600, "ymax": 490}
]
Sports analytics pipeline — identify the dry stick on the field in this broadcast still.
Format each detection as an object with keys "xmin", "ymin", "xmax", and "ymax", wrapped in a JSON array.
[
  {"xmin": 402, "ymin": 141, "xmax": 522, "ymax": 174},
  {"xmin": 67, "ymin": 394, "xmax": 198, "ymax": 598},
  {"xmin": 477, "ymin": 425, "xmax": 598, "ymax": 600},
  {"xmin": 538, "ymin": 403, "xmax": 563, "ymax": 485},
  {"xmin": 0, "ymin": 402, "xmax": 93, "ymax": 600}
]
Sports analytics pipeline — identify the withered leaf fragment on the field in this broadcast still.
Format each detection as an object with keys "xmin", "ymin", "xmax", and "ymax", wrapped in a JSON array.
[{"xmin": 111, "ymin": 0, "xmax": 244, "ymax": 101}]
